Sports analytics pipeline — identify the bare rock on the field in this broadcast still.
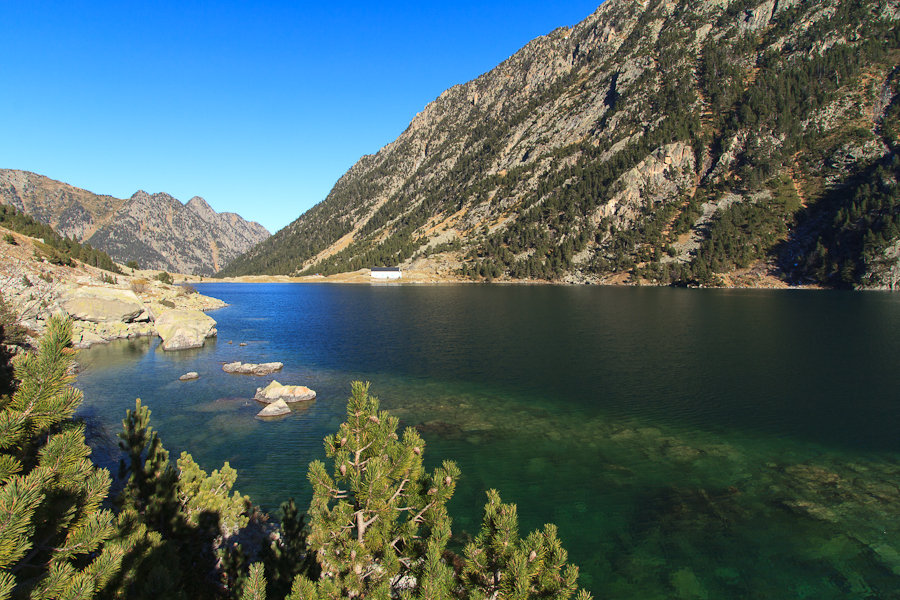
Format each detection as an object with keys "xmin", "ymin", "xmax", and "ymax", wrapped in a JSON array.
[
  {"xmin": 254, "ymin": 380, "xmax": 316, "ymax": 403},
  {"xmin": 222, "ymin": 361, "xmax": 284, "ymax": 375},
  {"xmin": 257, "ymin": 399, "xmax": 290, "ymax": 418},
  {"xmin": 73, "ymin": 329, "xmax": 108, "ymax": 349},
  {"xmin": 179, "ymin": 372, "xmax": 200, "ymax": 381},
  {"xmin": 155, "ymin": 309, "xmax": 218, "ymax": 351},
  {"xmin": 63, "ymin": 287, "xmax": 145, "ymax": 323}
]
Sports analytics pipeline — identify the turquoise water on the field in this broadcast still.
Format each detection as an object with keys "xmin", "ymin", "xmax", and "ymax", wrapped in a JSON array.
[{"xmin": 75, "ymin": 284, "xmax": 900, "ymax": 598}]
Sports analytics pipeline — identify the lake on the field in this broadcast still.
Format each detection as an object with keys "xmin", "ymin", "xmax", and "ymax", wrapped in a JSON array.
[{"xmin": 75, "ymin": 283, "xmax": 900, "ymax": 598}]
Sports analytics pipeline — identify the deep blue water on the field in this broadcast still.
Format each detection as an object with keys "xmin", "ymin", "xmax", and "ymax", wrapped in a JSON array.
[{"xmin": 75, "ymin": 283, "xmax": 900, "ymax": 598}]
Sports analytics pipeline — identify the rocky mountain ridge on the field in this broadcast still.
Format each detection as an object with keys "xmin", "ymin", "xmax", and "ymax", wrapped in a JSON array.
[
  {"xmin": 222, "ymin": 0, "xmax": 900, "ymax": 289},
  {"xmin": 0, "ymin": 169, "xmax": 269, "ymax": 275}
]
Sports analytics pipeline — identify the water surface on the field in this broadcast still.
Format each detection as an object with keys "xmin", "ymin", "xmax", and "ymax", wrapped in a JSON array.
[{"xmin": 76, "ymin": 284, "xmax": 900, "ymax": 598}]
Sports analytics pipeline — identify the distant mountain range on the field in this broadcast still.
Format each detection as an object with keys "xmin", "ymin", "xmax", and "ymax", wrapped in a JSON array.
[
  {"xmin": 221, "ymin": 0, "xmax": 900, "ymax": 289},
  {"xmin": 0, "ymin": 170, "xmax": 269, "ymax": 275}
]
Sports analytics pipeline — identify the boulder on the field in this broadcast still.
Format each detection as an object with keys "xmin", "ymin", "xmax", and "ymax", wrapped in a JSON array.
[
  {"xmin": 155, "ymin": 309, "xmax": 218, "ymax": 351},
  {"xmin": 257, "ymin": 399, "xmax": 290, "ymax": 418},
  {"xmin": 179, "ymin": 372, "xmax": 200, "ymax": 381},
  {"xmin": 63, "ymin": 287, "xmax": 145, "ymax": 323},
  {"xmin": 222, "ymin": 361, "xmax": 283, "ymax": 375},
  {"xmin": 73, "ymin": 330, "xmax": 108, "ymax": 349},
  {"xmin": 254, "ymin": 380, "xmax": 316, "ymax": 403}
]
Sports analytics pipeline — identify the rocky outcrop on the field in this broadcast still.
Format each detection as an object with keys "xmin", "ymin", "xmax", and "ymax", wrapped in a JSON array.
[
  {"xmin": 256, "ymin": 399, "xmax": 290, "ymax": 418},
  {"xmin": 70, "ymin": 321, "xmax": 155, "ymax": 349},
  {"xmin": 0, "ymin": 170, "xmax": 270, "ymax": 275},
  {"xmin": 0, "ymin": 227, "xmax": 226, "ymax": 347},
  {"xmin": 179, "ymin": 372, "xmax": 200, "ymax": 381},
  {"xmin": 62, "ymin": 287, "xmax": 146, "ymax": 323},
  {"xmin": 254, "ymin": 380, "xmax": 316, "ymax": 403},
  {"xmin": 222, "ymin": 361, "xmax": 284, "ymax": 375},
  {"xmin": 155, "ymin": 309, "xmax": 218, "ymax": 351}
]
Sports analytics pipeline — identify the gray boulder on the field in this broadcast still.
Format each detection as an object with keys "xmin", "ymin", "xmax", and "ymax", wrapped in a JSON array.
[
  {"xmin": 222, "ymin": 361, "xmax": 283, "ymax": 375},
  {"xmin": 155, "ymin": 309, "xmax": 218, "ymax": 351},
  {"xmin": 179, "ymin": 372, "xmax": 200, "ymax": 381},
  {"xmin": 73, "ymin": 330, "xmax": 108, "ymax": 349},
  {"xmin": 63, "ymin": 287, "xmax": 145, "ymax": 323},
  {"xmin": 254, "ymin": 380, "xmax": 316, "ymax": 403},
  {"xmin": 257, "ymin": 399, "xmax": 290, "ymax": 418}
]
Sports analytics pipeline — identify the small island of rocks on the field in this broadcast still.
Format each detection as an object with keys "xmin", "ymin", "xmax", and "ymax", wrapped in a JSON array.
[
  {"xmin": 254, "ymin": 380, "xmax": 316, "ymax": 403},
  {"xmin": 256, "ymin": 399, "xmax": 291, "ymax": 418},
  {"xmin": 222, "ymin": 361, "xmax": 284, "ymax": 375},
  {"xmin": 253, "ymin": 381, "xmax": 316, "ymax": 419}
]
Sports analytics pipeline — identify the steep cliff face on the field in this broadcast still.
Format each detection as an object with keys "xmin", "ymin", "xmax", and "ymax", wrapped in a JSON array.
[
  {"xmin": 0, "ymin": 170, "xmax": 270, "ymax": 275},
  {"xmin": 223, "ymin": 0, "xmax": 900, "ymax": 289}
]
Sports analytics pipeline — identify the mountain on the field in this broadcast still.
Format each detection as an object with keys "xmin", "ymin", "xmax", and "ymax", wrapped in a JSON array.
[
  {"xmin": 0, "ymin": 170, "xmax": 270, "ymax": 275},
  {"xmin": 221, "ymin": 0, "xmax": 900, "ymax": 289}
]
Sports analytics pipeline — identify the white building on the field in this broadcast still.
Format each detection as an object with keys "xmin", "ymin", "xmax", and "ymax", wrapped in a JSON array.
[{"xmin": 370, "ymin": 267, "xmax": 402, "ymax": 280}]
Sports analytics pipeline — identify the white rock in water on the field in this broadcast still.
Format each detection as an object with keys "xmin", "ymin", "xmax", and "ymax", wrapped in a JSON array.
[
  {"xmin": 254, "ymin": 380, "xmax": 316, "ymax": 403},
  {"xmin": 156, "ymin": 309, "xmax": 217, "ymax": 351},
  {"xmin": 73, "ymin": 330, "xmax": 108, "ymax": 349},
  {"xmin": 257, "ymin": 399, "xmax": 290, "ymax": 418},
  {"xmin": 222, "ymin": 361, "xmax": 283, "ymax": 375}
]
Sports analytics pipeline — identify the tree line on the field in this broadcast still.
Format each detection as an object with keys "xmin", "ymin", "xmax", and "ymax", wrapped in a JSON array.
[{"xmin": 0, "ymin": 205, "xmax": 122, "ymax": 274}]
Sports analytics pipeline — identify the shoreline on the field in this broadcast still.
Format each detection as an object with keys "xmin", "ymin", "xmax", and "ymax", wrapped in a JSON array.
[
  {"xmin": 200, "ymin": 269, "xmax": 828, "ymax": 291},
  {"xmin": 0, "ymin": 225, "xmax": 226, "ymax": 349}
]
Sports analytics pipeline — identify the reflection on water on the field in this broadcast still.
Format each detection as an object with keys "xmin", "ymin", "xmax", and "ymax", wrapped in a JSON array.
[
  {"xmin": 77, "ymin": 337, "xmax": 154, "ymax": 373},
  {"xmin": 74, "ymin": 284, "xmax": 900, "ymax": 598}
]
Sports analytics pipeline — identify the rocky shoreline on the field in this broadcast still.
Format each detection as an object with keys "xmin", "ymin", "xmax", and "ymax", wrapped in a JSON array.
[{"xmin": 0, "ymin": 226, "xmax": 225, "ymax": 350}]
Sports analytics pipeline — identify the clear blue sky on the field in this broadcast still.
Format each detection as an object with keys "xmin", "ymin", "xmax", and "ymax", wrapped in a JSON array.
[{"xmin": 1, "ymin": 1, "xmax": 601, "ymax": 233}]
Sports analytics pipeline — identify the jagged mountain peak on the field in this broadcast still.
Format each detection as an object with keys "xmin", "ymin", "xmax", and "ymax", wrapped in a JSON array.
[
  {"xmin": 186, "ymin": 195, "xmax": 213, "ymax": 209},
  {"xmin": 0, "ymin": 170, "xmax": 270, "ymax": 275}
]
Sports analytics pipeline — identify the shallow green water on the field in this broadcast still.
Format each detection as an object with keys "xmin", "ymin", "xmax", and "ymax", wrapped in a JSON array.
[{"xmin": 75, "ymin": 284, "xmax": 900, "ymax": 598}]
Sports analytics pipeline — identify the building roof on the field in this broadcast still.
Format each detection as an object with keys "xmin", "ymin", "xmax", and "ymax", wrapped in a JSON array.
[{"xmin": 371, "ymin": 267, "xmax": 401, "ymax": 272}]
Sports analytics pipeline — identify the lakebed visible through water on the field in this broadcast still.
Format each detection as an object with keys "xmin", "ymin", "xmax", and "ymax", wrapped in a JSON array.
[{"xmin": 75, "ymin": 283, "xmax": 900, "ymax": 598}]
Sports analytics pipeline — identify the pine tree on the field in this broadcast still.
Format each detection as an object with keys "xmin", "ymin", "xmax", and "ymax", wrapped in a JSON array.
[
  {"xmin": 294, "ymin": 381, "xmax": 460, "ymax": 599},
  {"xmin": 289, "ymin": 383, "xmax": 591, "ymax": 600},
  {"xmin": 462, "ymin": 490, "xmax": 591, "ymax": 600},
  {"xmin": 109, "ymin": 399, "xmax": 258, "ymax": 599},
  {"xmin": 0, "ymin": 292, "xmax": 22, "ymax": 399},
  {"xmin": 262, "ymin": 498, "xmax": 317, "ymax": 599},
  {"xmin": 117, "ymin": 399, "xmax": 179, "ymax": 533},
  {"xmin": 241, "ymin": 563, "xmax": 267, "ymax": 600},
  {"xmin": 0, "ymin": 315, "xmax": 123, "ymax": 599}
]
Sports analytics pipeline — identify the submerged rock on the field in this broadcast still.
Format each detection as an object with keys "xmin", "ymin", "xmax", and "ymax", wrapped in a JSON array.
[
  {"xmin": 179, "ymin": 372, "xmax": 200, "ymax": 381},
  {"xmin": 222, "ymin": 361, "xmax": 283, "ymax": 375},
  {"xmin": 257, "ymin": 399, "xmax": 290, "ymax": 418},
  {"xmin": 155, "ymin": 309, "xmax": 217, "ymax": 351},
  {"xmin": 254, "ymin": 380, "xmax": 316, "ymax": 402},
  {"xmin": 414, "ymin": 420, "xmax": 465, "ymax": 440}
]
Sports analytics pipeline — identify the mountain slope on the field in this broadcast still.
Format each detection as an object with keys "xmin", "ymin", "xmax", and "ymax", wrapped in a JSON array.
[
  {"xmin": 222, "ymin": 0, "xmax": 900, "ymax": 289},
  {"xmin": 0, "ymin": 170, "xmax": 270, "ymax": 275},
  {"xmin": 0, "ymin": 170, "xmax": 125, "ymax": 241}
]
